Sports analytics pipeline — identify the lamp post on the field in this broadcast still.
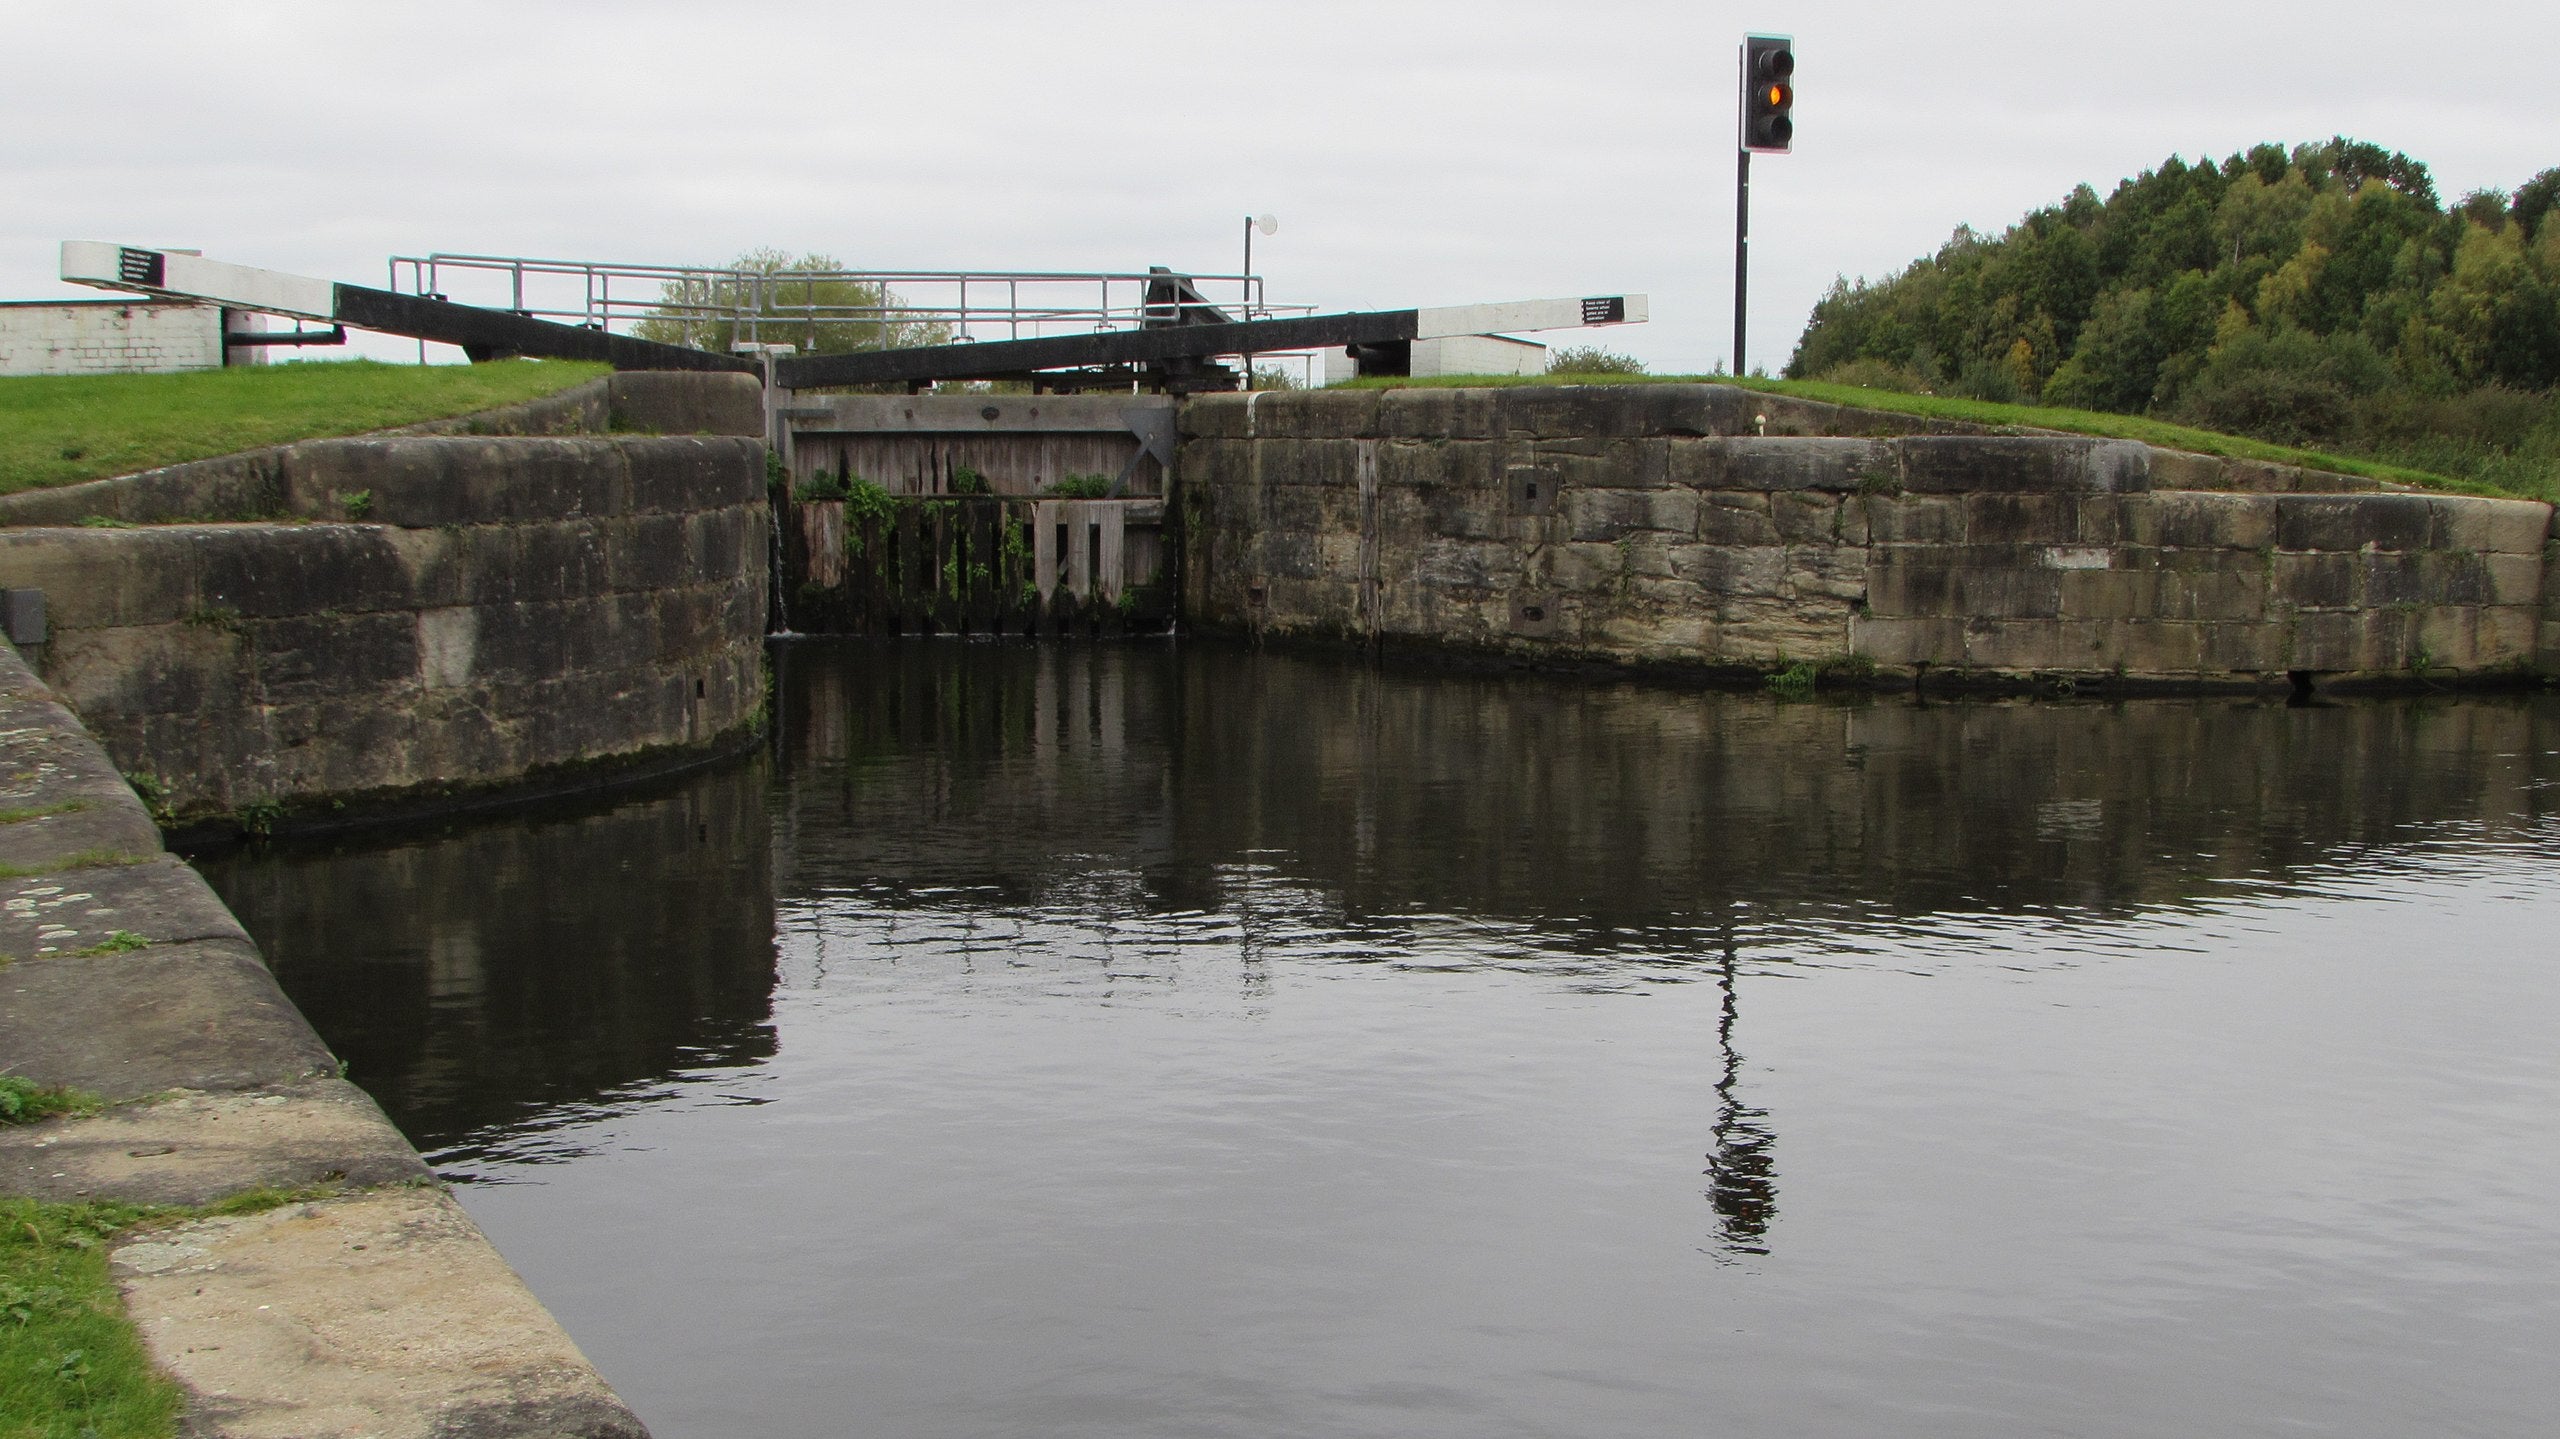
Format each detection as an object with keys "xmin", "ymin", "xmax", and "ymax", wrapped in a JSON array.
[{"xmin": 1243, "ymin": 214, "xmax": 1277, "ymax": 390}]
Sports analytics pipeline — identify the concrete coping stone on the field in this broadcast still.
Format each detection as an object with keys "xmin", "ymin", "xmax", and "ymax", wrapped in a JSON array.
[
  {"xmin": 113, "ymin": 1186, "xmax": 653, "ymax": 1439},
  {"xmin": 0, "ymin": 1077, "xmax": 430, "ymax": 1206},
  {"xmin": 0, "ymin": 637, "xmax": 657, "ymax": 1435}
]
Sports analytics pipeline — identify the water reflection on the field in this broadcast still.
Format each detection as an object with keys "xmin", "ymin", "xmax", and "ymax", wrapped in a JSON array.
[
  {"xmin": 1705, "ymin": 935, "xmax": 1776, "ymax": 1258},
  {"xmin": 199, "ymin": 640, "xmax": 2560, "ymax": 1438},
  {"xmin": 197, "ymin": 766, "xmax": 778, "ymax": 1169}
]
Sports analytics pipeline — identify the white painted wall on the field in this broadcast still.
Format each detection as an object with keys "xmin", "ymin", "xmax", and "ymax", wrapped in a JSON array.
[
  {"xmin": 0, "ymin": 300, "xmax": 227, "ymax": 376},
  {"xmin": 1324, "ymin": 333, "xmax": 1551, "ymax": 384}
]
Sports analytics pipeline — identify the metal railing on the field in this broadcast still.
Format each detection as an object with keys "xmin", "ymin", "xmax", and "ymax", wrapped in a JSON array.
[{"xmin": 383, "ymin": 252, "xmax": 1317, "ymax": 356}]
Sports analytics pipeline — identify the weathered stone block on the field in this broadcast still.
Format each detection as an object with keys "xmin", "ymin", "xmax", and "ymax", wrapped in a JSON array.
[
  {"xmin": 607, "ymin": 370, "xmax": 762, "ymax": 436},
  {"xmin": 1499, "ymin": 385, "xmax": 1683, "ymax": 439},
  {"xmin": 1545, "ymin": 541, "xmax": 1626, "ymax": 593},
  {"xmin": 1376, "ymin": 437, "xmax": 1496, "ymax": 494},
  {"xmin": 1861, "ymin": 495, "xmax": 1965, "ymax": 545},
  {"xmin": 195, "ymin": 527, "xmax": 416, "ymax": 618},
  {"xmin": 2413, "ymin": 607, "xmax": 2479, "ymax": 670},
  {"xmin": 42, "ymin": 623, "xmax": 245, "ymax": 719},
  {"xmin": 607, "ymin": 513, "xmax": 691, "ymax": 593},
  {"xmin": 1377, "ymin": 387, "xmax": 1503, "ymax": 440},
  {"xmin": 1956, "ymin": 567, "xmax": 2064, "ymax": 620},
  {"xmin": 1966, "ymin": 493, "xmax": 2082, "ymax": 545},
  {"xmin": 2146, "ymin": 450, "xmax": 2230, "ymax": 491},
  {"xmin": 1254, "ymin": 533, "xmax": 1325, "ymax": 579},
  {"xmin": 1963, "ymin": 618, "xmax": 2109, "ymax": 670},
  {"xmin": 2288, "ymin": 611, "xmax": 2359, "ymax": 669},
  {"xmin": 1865, "ymin": 559, "xmax": 1956, "ymax": 616},
  {"xmin": 1525, "ymin": 437, "xmax": 1672, "ymax": 490},
  {"xmin": 2154, "ymin": 567, "xmax": 2267, "ymax": 622},
  {"xmin": 2428, "ymin": 494, "xmax": 2553, "ymax": 555},
  {"xmin": 1772, "ymin": 491, "xmax": 1846, "ymax": 545},
  {"xmin": 1850, "ymin": 614, "xmax": 1962, "ymax": 665},
  {"xmin": 2482, "ymin": 552, "xmax": 2542, "ymax": 608},
  {"xmin": 0, "ymin": 530, "xmax": 201, "ymax": 628},
  {"xmin": 627, "ymin": 437, "xmax": 760, "ymax": 516},
  {"xmin": 2273, "ymin": 494, "xmax": 2434, "ymax": 553},
  {"xmin": 1785, "ymin": 547, "xmax": 1866, "ymax": 601},
  {"xmin": 2130, "ymin": 491, "xmax": 2277, "ymax": 551},
  {"xmin": 1671, "ymin": 545, "xmax": 1787, "ymax": 597},
  {"xmin": 1679, "ymin": 437, "xmax": 1892, "ymax": 492},
  {"xmin": 1243, "ymin": 390, "xmax": 1381, "ymax": 440},
  {"xmin": 250, "ymin": 612, "xmax": 421, "ymax": 699},
  {"xmin": 1565, "ymin": 487, "xmax": 1697, "ymax": 541},
  {"xmin": 2057, "ymin": 569, "xmax": 2159, "ymax": 621},
  {"xmin": 2270, "ymin": 552, "xmax": 2360, "ymax": 610},
  {"xmin": 1698, "ymin": 493, "xmax": 1782, "ymax": 546},
  {"xmin": 1413, "ymin": 538, "xmax": 1514, "ymax": 589},
  {"xmin": 2477, "ymin": 606, "xmax": 2538, "ymax": 665},
  {"xmin": 2199, "ymin": 621, "xmax": 2286, "ymax": 672},
  {"xmin": 1900, "ymin": 437, "xmax": 2151, "ymax": 494}
]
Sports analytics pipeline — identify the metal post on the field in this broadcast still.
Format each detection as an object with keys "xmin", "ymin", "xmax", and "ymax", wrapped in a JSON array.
[
  {"xmin": 1733, "ymin": 147, "xmax": 1751, "ymax": 377},
  {"xmin": 1242, "ymin": 215, "xmax": 1255, "ymax": 392}
]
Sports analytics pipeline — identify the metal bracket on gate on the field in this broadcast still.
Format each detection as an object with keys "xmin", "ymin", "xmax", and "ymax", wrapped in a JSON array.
[{"xmin": 1110, "ymin": 406, "xmax": 1180, "ymax": 498}]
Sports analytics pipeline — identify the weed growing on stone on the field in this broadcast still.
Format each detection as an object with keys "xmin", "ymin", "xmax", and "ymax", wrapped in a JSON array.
[
  {"xmin": 336, "ymin": 489, "xmax": 374, "ymax": 520},
  {"xmin": 181, "ymin": 607, "xmax": 241, "ymax": 635},
  {"xmin": 75, "ymin": 515, "xmax": 134, "ymax": 529},
  {"xmin": 0, "ymin": 1077, "xmax": 101, "ymax": 1126},
  {"xmin": 0, "ymin": 851, "xmax": 151, "ymax": 881},
  {"xmin": 123, "ymin": 775, "xmax": 174, "ymax": 827},
  {"xmin": 0, "ymin": 800, "xmax": 87, "ymax": 826},
  {"xmin": 70, "ymin": 931, "xmax": 149, "ymax": 957},
  {"xmin": 1765, "ymin": 660, "xmax": 1819, "ymax": 698},
  {"xmin": 235, "ymin": 799, "xmax": 285, "ymax": 839}
]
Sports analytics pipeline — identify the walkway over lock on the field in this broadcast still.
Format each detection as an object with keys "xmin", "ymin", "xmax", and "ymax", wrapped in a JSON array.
[{"xmin": 62, "ymin": 241, "xmax": 1647, "ymax": 395}]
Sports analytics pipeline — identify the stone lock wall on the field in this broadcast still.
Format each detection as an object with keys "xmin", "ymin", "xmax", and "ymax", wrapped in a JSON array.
[
  {"xmin": 0, "ymin": 373, "xmax": 770, "ymax": 826},
  {"xmin": 1179, "ymin": 386, "xmax": 2559, "ymax": 688}
]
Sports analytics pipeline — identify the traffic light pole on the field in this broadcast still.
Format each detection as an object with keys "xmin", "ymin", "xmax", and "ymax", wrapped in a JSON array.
[{"xmin": 1733, "ymin": 147, "xmax": 1751, "ymax": 377}]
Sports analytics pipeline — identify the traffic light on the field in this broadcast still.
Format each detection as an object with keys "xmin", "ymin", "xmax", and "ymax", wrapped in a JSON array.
[{"xmin": 1740, "ymin": 35, "xmax": 1794, "ymax": 154}]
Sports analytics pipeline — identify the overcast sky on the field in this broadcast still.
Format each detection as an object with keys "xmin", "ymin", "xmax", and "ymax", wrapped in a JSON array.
[{"xmin": 5, "ymin": 1, "xmax": 2553, "ymax": 375}]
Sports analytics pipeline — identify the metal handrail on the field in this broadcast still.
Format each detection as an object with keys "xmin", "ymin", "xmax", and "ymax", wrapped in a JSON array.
[{"xmin": 383, "ymin": 253, "xmax": 1314, "ymax": 354}]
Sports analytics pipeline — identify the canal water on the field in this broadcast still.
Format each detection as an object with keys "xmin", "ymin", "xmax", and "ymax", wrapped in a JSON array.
[{"xmin": 196, "ymin": 641, "xmax": 2560, "ymax": 1439}]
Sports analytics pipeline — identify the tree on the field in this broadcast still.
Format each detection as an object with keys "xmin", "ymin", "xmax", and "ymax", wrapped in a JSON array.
[{"xmin": 631, "ymin": 249, "xmax": 950, "ymax": 356}]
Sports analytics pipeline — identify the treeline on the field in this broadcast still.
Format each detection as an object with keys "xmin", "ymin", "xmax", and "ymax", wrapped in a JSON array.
[{"xmin": 1786, "ymin": 139, "xmax": 2560, "ymax": 493}]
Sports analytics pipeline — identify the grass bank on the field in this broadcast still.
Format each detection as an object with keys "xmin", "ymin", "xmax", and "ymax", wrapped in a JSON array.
[
  {"xmin": 0, "ymin": 359, "xmax": 608, "ymax": 496},
  {"xmin": 0, "ymin": 1197, "xmax": 182, "ymax": 1439},
  {"xmin": 1341, "ymin": 371, "xmax": 2508, "ymax": 499}
]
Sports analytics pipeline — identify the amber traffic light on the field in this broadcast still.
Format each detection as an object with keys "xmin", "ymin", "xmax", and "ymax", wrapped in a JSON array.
[{"xmin": 1741, "ymin": 35, "xmax": 1794, "ymax": 154}]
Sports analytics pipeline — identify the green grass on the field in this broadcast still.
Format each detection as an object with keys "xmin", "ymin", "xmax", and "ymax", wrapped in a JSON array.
[
  {"xmin": 0, "ymin": 801, "xmax": 86, "ymax": 826},
  {"xmin": 1338, "ymin": 371, "xmax": 2505, "ymax": 499},
  {"xmin": 0, "ymin": 359, "xmax": 608, "ymax": 496},
  {"xmin": 0, "ymin": 851, "xmax": 151, "ymax": 881},
  {"xmin": 0, "ymin": 1197, "xmax": 184, "ymax": 1439},
  {"xmin": 0, "ymin": 1078, "xmax": 101, "ymax": 1126}
]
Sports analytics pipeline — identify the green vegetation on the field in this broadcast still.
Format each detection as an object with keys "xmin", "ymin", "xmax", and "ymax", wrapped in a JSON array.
[
  {"xmin": 122, "ymin": 776, "xmax": 173, "ymax": 827},
  {"xmin": 1046, "ymin": 474, "xmax": 1113, "ymax": 499},
  {"xmin": 70, "ymin": 932, "xmax": 150, "ymax": 958},
  {"xmin": 234, "ymin": 799, "xmax": 284, "ymax": 839},
  {"xmin": 0, "ymin": 801, "xmax": 86, "ymax": 826},
  {"xmin": 0, "ymin": 851, "xmax": 151, "ymax": 882},
  {"xmin": 1339, "ymin": 369, "xmax": 2476, "ymax": 494},
  {"xmin": 630, "ymin": 249, "xmax": 949, "ymax": 361},
  {"xmin": 0, "ymin": 359, "xmax": 606, "ymax": 496},
  {"xmin": 0, "ymin": 1078, "xmax": 101, "ymax": 1127},
  {"xmin": 1, "ymin": 1197, "xmax": 185, "ymax": 1439},
  {"xmin": 792, "ymin": 473, "xmax": 853, "ymax": 502},
  {"xmin": 335, "ymin": 489, "xmax": 373, "ymax": 521},
  {"xmin": 1786, "ymin": 137, "xmax": 2560, "ymax": 501},
  {"xmin": 1546, "ymin": 345, "xmax": 1649, "ymax": 376}
]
